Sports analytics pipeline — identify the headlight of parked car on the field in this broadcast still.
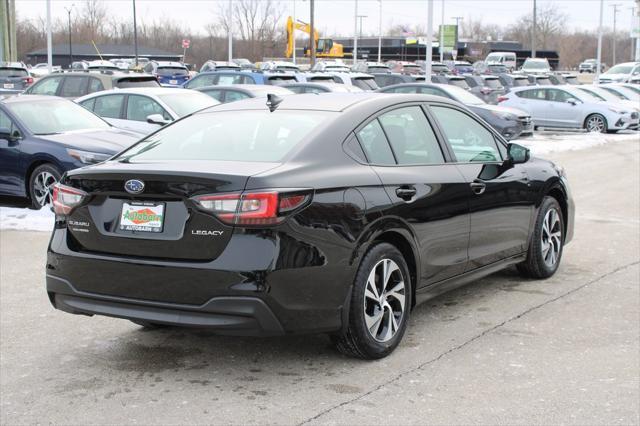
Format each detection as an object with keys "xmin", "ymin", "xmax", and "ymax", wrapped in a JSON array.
[
  {"xmin": 608, "ymin": 107, "xmax": 629, "ymax": 115},
  {"xmin": 67, "ymin": 149, "xmax": 112, "ymax": 164}
]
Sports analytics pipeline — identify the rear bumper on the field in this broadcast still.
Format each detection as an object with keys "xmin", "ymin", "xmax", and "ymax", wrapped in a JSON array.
[{"xmin": 48, "ymin": 275, "xmax": 285, "ymax": 336}]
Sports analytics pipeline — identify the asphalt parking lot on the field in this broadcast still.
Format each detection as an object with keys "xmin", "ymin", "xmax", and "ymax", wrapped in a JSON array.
[{"xmin": 1, "ymin": 139, "xmax": 639, "ymax": 425}]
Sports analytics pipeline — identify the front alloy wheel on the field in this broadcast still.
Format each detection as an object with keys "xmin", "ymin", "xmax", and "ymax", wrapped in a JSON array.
[
  {"xmin": 29, "ymin": 164, "xmax": 62, "ymax": 209},
  {"xmin": 585, "ymin": 114, "xmax": 606, "ymax": 133}
]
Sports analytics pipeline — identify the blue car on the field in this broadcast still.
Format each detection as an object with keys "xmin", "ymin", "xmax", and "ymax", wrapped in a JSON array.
[
  {"xmin": 143, "ymin": 61, "xmax": 190, "ymax": 87},
  {"xmin": 0, "ymin": 95, "xmax": 141, "ymax": 208},
  {"xmin": 183, "ymin": 70, "xmax": 299, "ymax": 89},
  {"xmin": 452, "ymin": 61, "xmax": 474, "ymax": 75}
]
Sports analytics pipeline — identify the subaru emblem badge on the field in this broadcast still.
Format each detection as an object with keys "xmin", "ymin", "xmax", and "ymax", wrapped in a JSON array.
[{"xmin": 124, "ymin": 179, "xmax": 145, "ymax": 194}]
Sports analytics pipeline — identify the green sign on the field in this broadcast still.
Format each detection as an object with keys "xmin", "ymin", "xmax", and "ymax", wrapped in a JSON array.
[{"xmin": 439, "ymin": 25, "xmax": 458, "ymax": 53}]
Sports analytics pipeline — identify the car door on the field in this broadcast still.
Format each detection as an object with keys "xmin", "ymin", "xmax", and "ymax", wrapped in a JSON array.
[
  {"xmin": 0, "ymin": 108, "xmax": 26, "ymax": 196},
  {"xmin": 89, "ymin": 94, "xmax": 126, "ymax": 129},
  {"xmin": 356, "ymin": 105, "xmax": 470, "ymax": 286},
  {"xmin": 544, "ymin": 88, "xmax": 583, "ymax": 128},
  {"xmin": 512, "ymin": 88, "xmax": 551, "ymax": 126},
  {"xmin": 124, "ymin": 94, "xmax": 171, "ymax": 134},
  {"xmin": 430, "ymin": 104, "xmax": 535, "ymax": 270}
]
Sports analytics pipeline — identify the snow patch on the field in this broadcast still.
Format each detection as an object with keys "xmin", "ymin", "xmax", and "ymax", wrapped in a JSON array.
[
  {"xmin": 1, "ymin": 206, "xmax": 54, "ymax": 232},
  {"xmin": 520, "ymin": 131, "xmax": 639, "ymax": 155}
]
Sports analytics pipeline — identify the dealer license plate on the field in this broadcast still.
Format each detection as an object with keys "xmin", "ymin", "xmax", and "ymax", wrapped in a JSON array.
[
  {"xmin": 3, "ymin": 83, "xmax": 14, "ymax": 89},
  {"xmin": 169, "ymin": 79, "xmax": 178, "ymax": 85},
  {"xmin": 119, "ymin": 202, "xmax": 165, "ymax": 233}
]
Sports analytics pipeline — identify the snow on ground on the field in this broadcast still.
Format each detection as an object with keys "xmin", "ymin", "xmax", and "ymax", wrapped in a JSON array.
[{"xmin": 1, "ymin": 130, "xmax": 638, "ymax": 232}]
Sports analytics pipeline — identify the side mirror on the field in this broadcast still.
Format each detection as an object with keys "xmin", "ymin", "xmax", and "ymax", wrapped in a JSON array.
[
  {"xmin": 0, "ymin": 127, "xmax": 11, "ymax": 140},
  {"xmin": 146, "ymin": 114, "xmax": 170, "ymax": 126},
  {"xmin": 507, "ymin": 143, "xmax": 530, "ymax": 164},
  {"xmin": 566, "ymin": 98, "xmax": 579, "ymax": 106}
]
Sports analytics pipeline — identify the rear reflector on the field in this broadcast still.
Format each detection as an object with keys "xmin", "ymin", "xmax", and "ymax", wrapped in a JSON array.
[
  {"xmin": 497, "ymin": 96, "xmax": 508, "ymax": 103},
  {"xmin": 52, "ymin": 183, "xmax": 88, "ymax": 215},
  {"xmin": 193, "ymin": 191, "xmax": 310, "ymax": 225}
]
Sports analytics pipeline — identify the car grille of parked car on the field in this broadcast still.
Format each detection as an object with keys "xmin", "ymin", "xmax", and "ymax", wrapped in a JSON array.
[
  {"xmin": 518, "ymin": 116, "xmax": 532, "ymax": 124},
  {"xmin": 631, "ymin": 112, "xmax": 639, "ymax": 120}
]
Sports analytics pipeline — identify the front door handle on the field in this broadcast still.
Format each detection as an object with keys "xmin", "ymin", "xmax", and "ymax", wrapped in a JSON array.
[
  {"xmin": 470, "ymin": 181, "xmax": 486, "ymax": 195},
  {"xmin": 395, "ymin": 186, "xmax": 417, "ymax": 200}
]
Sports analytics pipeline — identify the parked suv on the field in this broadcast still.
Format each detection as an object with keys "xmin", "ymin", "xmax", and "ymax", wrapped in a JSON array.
[
  {"xmin": 143, "ymin": 61, "xmax": 190, "ymax": 87},
  {"xmin": 24, "ymin": 71, "xmax": 159, "ymax": 99},
  {"xmin": 0, "ymin": 62, "xmax": 33, "ymax": 94},
  {"xmin": 597, "ymin": 62, "xmax": 640, "ymax": 84},
  {"xmin": 521, "ymin": 58, "xmax": 552, "ymax": 75},
  {"xmin": 200, "ymin": 61, "xmax": 241, "ymax": 73}
]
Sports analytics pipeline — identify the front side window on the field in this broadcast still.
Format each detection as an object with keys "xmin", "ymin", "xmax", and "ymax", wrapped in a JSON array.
[
  {"xmin": 378, "ymin": 107, "xmax": 444, "ymax": 165},
  {"xmin": 126, "ymin": 95, "xmax": 170, "ymax": 122},
  {"xmin": 546, "ymin": 89, "xmax": 573, "ymax": 103},
  {"xmin": 27, "ymin": 75, "xmax": 63, "ymax": 95},
  {"xmin": 356, "ymin": 120, "xmax": 395, "ymax": 165},
  {"xmin": 431, "ymin": 106, "xmax": 501, "ymax": 163},
  {"xmin": 93, "ymin": 94, "xmax": 125, "ymax": 119}
]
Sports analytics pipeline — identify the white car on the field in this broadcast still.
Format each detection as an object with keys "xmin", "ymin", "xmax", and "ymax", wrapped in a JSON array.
[
  {"xmin": 576, "ymin": 85, "xmax": 640, "ymax": 112},
  {"xmin": 602, "ymin": 84, "xmax": 640, "ymax": 101},
  {"xmin": 520, "ymin": 58, "xmax": 552, "ymax": 75},
  {"xmin": 597, "ymin": 62, "xmax": 640, "ymax": 84},
  {"xmin": 485, "ymin": 51, "xmax": 517, "ymax": 71},
  {"xmin": 260, "ymin": 61, "xmax": 300, "ymax": 73},
  {"xmin": 499, "ymin": 85, "xmax": 638, "ymax": 133},
  {"xmin": 311, "ymin": 60, "xmax": 351, "ymax": 73},
  {"xmin": 29, "ymin": 63, "xmax": 61, "ymax": 78},
  {"xmin": 75, "ymin": 88, "xmax": 220, "ymax": 135}
]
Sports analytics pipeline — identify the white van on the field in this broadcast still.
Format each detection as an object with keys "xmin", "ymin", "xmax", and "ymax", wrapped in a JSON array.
[{"xmin": 485, "ymin": 52, "xmax": 517, "ymax": 71}]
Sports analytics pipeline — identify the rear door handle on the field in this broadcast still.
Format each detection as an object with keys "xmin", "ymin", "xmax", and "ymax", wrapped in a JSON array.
[
  {"xmin": 395, "ymin": 186, "xmax": 417, "ymax": 200},
  {"xmin": 470, "ymin": 181, "xmax": 486, "ymax": 195}
]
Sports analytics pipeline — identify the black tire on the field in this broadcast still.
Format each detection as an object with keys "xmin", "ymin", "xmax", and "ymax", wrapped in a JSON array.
[
  {"xmin": 332, "ymin": 242, "xmax": 412, "ymax": 359},
  {"xmin": 130, "ymin": 320, "xmax": 168, "ymax": 329},
  {"xmin": 584, "ymin": 113, "xmax": 608, "ymax": 133},
  {"xmin": 28, "ymin": 163, "xmax": 61, "ymax": 210},
  {"xmin": 517, "ymin": 196, "xmax": 564, "ymax": 279}
]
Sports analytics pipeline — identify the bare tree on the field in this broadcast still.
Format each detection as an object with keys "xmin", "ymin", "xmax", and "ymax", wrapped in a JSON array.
[{"xmin": 506, "ymin": 4, "xmax": 567, "ymax": 50}]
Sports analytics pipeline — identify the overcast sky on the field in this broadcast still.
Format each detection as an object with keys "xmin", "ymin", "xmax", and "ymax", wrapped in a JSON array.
[{"xmin": 14, "ymin": 0, "xmax": 639, "ymax": 38}]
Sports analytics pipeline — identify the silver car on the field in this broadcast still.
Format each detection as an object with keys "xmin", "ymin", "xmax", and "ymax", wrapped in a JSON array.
[
  {"xmin": 575, "ymin": 85, "xmax": 640, "ymax": 112},
  {"xmin": 499, "ymin": 85, "xmax": 639, "ymax": 132},
  {"xmin": 75, "ymin": 88, "xmax": 219, "ymax": 135}
]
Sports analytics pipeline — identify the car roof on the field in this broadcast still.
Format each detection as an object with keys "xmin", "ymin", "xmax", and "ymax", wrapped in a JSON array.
[
  {"xmin": 198, "ymin": 84, "xmax": 292, "ymax": 94},
  {"xmin": 77, "ymin": 87, "xmax": 193, "ymax": 98},
  {"xmin": 200, "ymin": 92, "xmax": 459, "ymax": 113},
  {"xmin": 1, "ymin": 94, "xmax": 68, "ymax": 104}
]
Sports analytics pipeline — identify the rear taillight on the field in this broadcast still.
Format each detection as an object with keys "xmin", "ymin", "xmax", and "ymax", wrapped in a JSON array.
[
  {"xmin": 22, "ymin": 76, "xmax": 34, "ymax": 85},
  {"xmin": 52, "ymin": 183, "xmax": 88, "ymax": 215},
  {"xmin": 193, "ymin": 191, "xmax": 311, "ymax": 226},
  {"xmin": 497, "ymin": 96, "xmax": 508, "ymax": 103},
  {"xmin": 480, "ymin": 87, "xmax": 492, "ymax": 95}
]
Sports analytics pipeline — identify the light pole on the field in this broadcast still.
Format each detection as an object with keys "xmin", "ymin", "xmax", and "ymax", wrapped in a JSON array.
[
  {"xmin": 228, "ymin": 0, "xmax": 233, "ymax": 61},
  {"xmin": 46, "ymin": 0, "xmax": 52, "ymax": 72},
  {"xmin": 377, "ymin": 0, "xmax": 382, "ymax": 63},
  {"xmin": 353, "ymin": 0, "xmax": 358, "ymax": 64},
  {"xmin": 64, "ymin": 4, "xmax": 74, "ymax": 67},
  {"xmin": 596, "ymin": 0, "xmax": 604, "ymax": 83},
  {"xmin": 310, "ymin": 0, "xmax": 316, "ymax": 67},
  {"xmin": 357, "ymin": 14, "xmax": 367, "ymax": 61},
  {"xmin": 611, "ymin": 3, "xmax": 621, "ymax": 65},
  {"xmin": 132, "ymin": 0, "xmax": 138, "ymax": 67},
  {"xmin": 425, "ymin": 0, "xmax": 433, "ymax": 82},
  {"xmin": 439, "ymin": 0, "xmax": 444, "ymax": 62},
  {"xmin": 532, "ymin": 0, "xmax": 537, "ymax": 57}
]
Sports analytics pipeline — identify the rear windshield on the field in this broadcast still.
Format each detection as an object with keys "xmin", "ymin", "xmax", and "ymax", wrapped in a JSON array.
[
  {"xmin": 368, "ymin": 66, "xmax": 390, "ymax": 73},
  {"xmin": 432, "ymin": 65, "xmax": 449, "ymax": 73},
  {"xmin": 537, "ymin": 78, "xmax": 552, "ymax": 85},
  {"xmin": 157, "ymin": 67, "xmax": 188, "ymax": 76},
  {"xmin": 0, "ymin": 68, "xmax": 28, "ymax": 78},
  {"xmin": 449, "ymin": 79, "xmax": 469, "ymax": 89},
  {"xmin": 564, "ymin": 76, "xmax": 578, "ymax": 84},
  {"xmin": 266, "ymin": 76, "xmax": 298, "ymax": 86},
  {"xmin": 352, "ymin": 78, "xmax": 378, "ymax": 90},
  {"xmin": 115, "ymin": 111, "xmax": 332, "ymax": 163},
  {"xmin": 157, "ymin": 93, "xmax": 219, "ymax": 116},
  {"xmin": 513, "ymin": 78, "xmax": 530, "ymax": 86},
  {"xmin": 484, "ymin": 79, "xmax": 502, "ymax": 88},
  {"xmin": 115, "ymin": 77, "xmax": 160, "ymax": 88}
]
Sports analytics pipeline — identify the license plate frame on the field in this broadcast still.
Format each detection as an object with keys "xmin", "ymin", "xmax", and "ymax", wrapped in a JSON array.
[
  {"xmin": 169, "ymin": 79, "xmax": 178, "ymax": 85},
  {"xmin": 3, "ymin": 83, "xmax": 14, "ymax": 89},
  {"xmin": 119, "ymin": 202, "xmax": 165, "ymax": 233}
]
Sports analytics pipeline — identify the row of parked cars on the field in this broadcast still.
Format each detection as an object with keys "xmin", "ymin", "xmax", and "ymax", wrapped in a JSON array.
[{"xmin": 1, "ymin": 58, "xmax": 638, "ymax": 211}]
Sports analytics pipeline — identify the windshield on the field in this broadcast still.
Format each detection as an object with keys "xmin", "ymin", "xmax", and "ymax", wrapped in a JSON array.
[
  {"xmin": 484, "ymin": 79, "xmax": 502, "ymax": 88},
  {"xmin": 7, "ymin": 99, "xmax": 109, "ymax": 134},
  {"xmin": 578, "ymin": 88, "xmax": 606, "ymax": 101},
  {"xmin": 115, "ymin": 111, "xmax": 331, "ymax": 163},
  {"xmin": 444, "ymin": 85, "xmax": 485, "ymax": 105},
  {"xmin": 566, "ymin": 88, "xmax": 600, "ymax": 103},
  {"xmin": 605, "ymin": 64, "xmax": 635, "ymax": 74},
  {"xmin": 513, "ymin": 78, "xmax": 529, "ymax": 86},
  {"xmin": 157, "ymin": 67, "xmax": 188, "ymax": 76},
  {"xmin": 157, "ymin": 93, "xmax": 219, "ymax": 117},
  {"xmin": 448, "ymin": 79, "xmax": 470, "ymax": 89},
  {"xmin": 352, "ymin": 78, "xmax": 378, "ymax": 90},
  {"xmin": 432, "ymin": 64, "xmax": 449, "ymax": 73},
  {"xmin": 368, "ymin": 66, "xmax": 389, "ymax": 73},
  {"xmin": 0, "ymin": 68, "xmax": 28, "ymax": 78},
  {"xmin": 524, "ymin": 60, "xmax": 550, "ymax": 70},
  {"xmin": 486, "ymin": 54, "xmax": 501, "ymax": 62}
]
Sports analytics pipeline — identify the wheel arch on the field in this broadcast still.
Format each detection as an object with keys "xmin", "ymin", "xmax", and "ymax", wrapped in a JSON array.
[
  {"xmin": 543, "ymin": 181, "xmax": 569, "ymax": 240},
  {"xmin": 24, "ymin": 157, "xmax": 64, "ymax": 198}
]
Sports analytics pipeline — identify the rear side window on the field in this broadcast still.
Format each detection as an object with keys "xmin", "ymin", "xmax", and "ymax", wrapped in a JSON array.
[
  {"xmin": 378, "ymin": 107, "xmax": 444, "ymax": 165},
  {"xmin": 88, "ymin": 77, "xmax": 105, "ymax": 93},
  {"xmin": 449, "ymin": 79, "xmax": 469, "ymax": 89},
  {"xmin": 516, "ymin": 89, "xmax": 545, "ymax": 99},
  {"xmin": 187, "ymin": 74, "xmax": 217, "ymax": 89},
  {"xmin": 93, "ymin": 94, "xmax": 125, "ymax": 119},
  {"xmin": 28, "ymin": 75, "xmax": 63, "ymax": 95},
  {"xmin": 60, "ymin": 76, "xmax": 88, "ymax": 97},
  {"xmin": 79, "ymin": 98, "xmax": 96, "ymax": 111},
  {"xmin": 431, "ymin": 106, "xmax": 501, "ymax": 163},
  {"xmin": 224, "ymin": 91, "xmax": 251, "ymax": 102},
  {"xmin": 352, "ymin": 78, "xmax": 378, "ymax": 91},
  {"xmin": 266, "ymin": 76, "xmax": 297, "ymax": 86},
  {"xmin": 115, "ymin": 77, "xmax": 160, "ymax": 88},
  {"xmin": 285, "ymin": 86, "xmax": 305, "ymax": 94},
  {"xmin": 217, "ymin": 74, "xmax": 246, "ymax": 85},
  {"xmin": 116, "ymin": 111, "xmax": 331, "ymax": 163},
  {"xmin": 201, "ymin": 89, "xmax": 224, "ymax": 101},
  {"xmin": 356, "ymin": 120, "xmax": 395, "ymax": 165},
  {"xmin": 385, "ymin": 86, "xmax": 419, "ymax": 94}
]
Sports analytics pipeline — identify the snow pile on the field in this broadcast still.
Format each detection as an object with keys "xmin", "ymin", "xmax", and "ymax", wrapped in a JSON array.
[
  {"xmin": 0, "ymin": 206, "xmax": 54, "ymax": 232},
  {"xmin": 520, "ymin": 131, "xmax": 639, "ymax": 155}
]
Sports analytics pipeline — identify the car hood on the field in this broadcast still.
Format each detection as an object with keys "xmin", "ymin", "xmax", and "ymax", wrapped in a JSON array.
[
  {"xmin": 470, "ymin": 104, "xmax": 529, "ymax": 117},
  {"xmin": 38, "ymin": 129, "xmax": 142, "ymax": 155},
  {"xmin": 599, "ymin": 74, "xmax": 627, "ymax": 81}
]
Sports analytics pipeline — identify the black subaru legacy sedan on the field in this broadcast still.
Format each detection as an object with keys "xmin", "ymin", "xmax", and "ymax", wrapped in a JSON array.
[{"xmin": 46, "ymin": 93, "xmax": 574, "ymax": 359}]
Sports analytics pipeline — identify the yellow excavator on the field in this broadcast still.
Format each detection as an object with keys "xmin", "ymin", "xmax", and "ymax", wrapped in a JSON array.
[{"xmin": 285, "ymin": 16, "xmax": 348, "ymax": 59}]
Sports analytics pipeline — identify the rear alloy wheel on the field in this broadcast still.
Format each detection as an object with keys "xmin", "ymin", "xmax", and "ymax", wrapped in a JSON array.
[
  {"xmin": 28, "ymin": 164, "xmax": 61, "ymax": 210},
  {"xmin": 585, "ymin": 114, "xmax": 607, "ymax": 133},
  {"xmin": 517, "ymin": 196, "xmax": 564, "ymax": 279},
  {"xmin": 332, "ymin": 243, "xmax": 411, "ymax": 359}
]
